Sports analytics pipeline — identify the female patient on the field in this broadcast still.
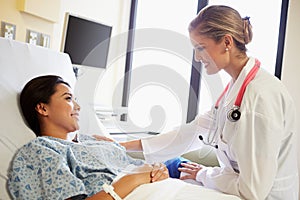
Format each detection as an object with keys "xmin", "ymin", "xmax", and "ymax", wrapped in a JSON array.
[{"xmin": 8, "ymin": 75, "xmax": 169, "ymax": 200}]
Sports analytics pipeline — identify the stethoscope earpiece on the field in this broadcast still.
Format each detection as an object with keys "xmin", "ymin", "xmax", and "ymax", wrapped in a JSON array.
[
  {"xmin": 227, "ymin": 107, "xmax": 241, "ymax": 122},
  {"xmin": 199, "ymin": 135, "xmax": 218, "ymax": 149},
  {"xmin": 199, "ymin": 135, "xmax": 204, "ymax": 141}
]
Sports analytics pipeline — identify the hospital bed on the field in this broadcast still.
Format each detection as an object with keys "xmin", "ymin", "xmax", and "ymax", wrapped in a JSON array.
[{"xmin": 0, "ymin": 37, "xmax": 240, "ymax": 199}]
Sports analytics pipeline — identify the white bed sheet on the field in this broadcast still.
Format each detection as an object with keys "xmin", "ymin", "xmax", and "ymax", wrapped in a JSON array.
[{"xmin": 125, "ymin": 178, "xmax": 240, "ymax": 200}]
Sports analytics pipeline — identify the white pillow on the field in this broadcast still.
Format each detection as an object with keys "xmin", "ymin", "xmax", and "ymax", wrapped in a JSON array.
[{"xmin": 0, "ymin": 38, "xmax": 76, "ymax": 199}]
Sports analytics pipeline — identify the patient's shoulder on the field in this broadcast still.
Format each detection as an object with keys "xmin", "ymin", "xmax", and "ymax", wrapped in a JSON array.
[{"xmin": 14, "ymin": 136, "xmax": 69, "ymax": 159}]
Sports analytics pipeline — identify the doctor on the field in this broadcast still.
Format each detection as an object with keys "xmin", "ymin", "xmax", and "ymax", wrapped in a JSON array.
[{"xmin": 120, "ymin": 5, "xmax": 299, "ymax": 200}]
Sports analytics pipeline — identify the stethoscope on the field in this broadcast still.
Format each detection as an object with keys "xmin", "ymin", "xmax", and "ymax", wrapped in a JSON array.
[{"xmin": 199, "ymin": 59, "xmax": 261, "ymax": 148}]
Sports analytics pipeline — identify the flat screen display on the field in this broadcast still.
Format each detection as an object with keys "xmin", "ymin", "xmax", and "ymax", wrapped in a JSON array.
[{"xmin": 62, "ymin": 14, "xmax": 112, "ymax": 68}]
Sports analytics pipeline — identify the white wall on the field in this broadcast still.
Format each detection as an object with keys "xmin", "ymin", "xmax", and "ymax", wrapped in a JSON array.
[
  {"xmin": 281, "ymin": 0, "xmax": 300, "ymax": 198},
  {"xmin": 54, "ymin": 0, "xmax": 131, "ymax": 107},
  {"xmin": 0, "ymin": 0, "xmax": 132, "ymax": 107},
  {"xmin": 53, "ymin": 0, "xmax": 130, "ymax": 51},
  {"xmin": 0, "ymin": 0, "xmax": 54, "ymax": 44}
]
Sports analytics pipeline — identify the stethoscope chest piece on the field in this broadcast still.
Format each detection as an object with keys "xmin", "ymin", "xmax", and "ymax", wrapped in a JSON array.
[
  {"xmin": 227, "ymin": 106, "xmax": 241, "ymax": 122},
  {"xmin": 199, "ymin": 59, "xmax": 260, "ymax": 147}
]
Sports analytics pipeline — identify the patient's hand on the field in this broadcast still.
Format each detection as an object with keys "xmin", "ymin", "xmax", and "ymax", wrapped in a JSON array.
[
  {"xmin": 127, "ymin": 163, "xmax": 169, "ymax": 182},
  {"xmin": 150, "ymin": 163, "xmax": 169, "ymax": 182},
  {"xmin": 178, "ymin": 162, "xmax": 203, "ymax": 180}
]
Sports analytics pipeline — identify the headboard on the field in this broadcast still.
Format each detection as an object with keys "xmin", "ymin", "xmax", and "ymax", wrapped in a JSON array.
[{"xmin": 0, "ymin": 38, "xmax": 76, "ymax": 199}]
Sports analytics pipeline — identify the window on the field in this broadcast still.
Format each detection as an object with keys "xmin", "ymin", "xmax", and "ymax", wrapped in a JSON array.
[
  {"xmin": 124, "ymin": 0, "xmax": 198, "ymax": 133},
  {"xmin": 197, "ymin": 0, "xmax": 285, "ymax": 115},
  {"xmin": 122, "ymin": 0, "xmax": 288, "ymax": 132}
]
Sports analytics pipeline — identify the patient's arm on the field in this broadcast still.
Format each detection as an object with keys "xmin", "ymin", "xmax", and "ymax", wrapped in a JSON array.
[
  {"xmin": 86, "ymin": 164, "xmax": 169, "ymax": 200},
  {"xmin": 85, "ymin": 172, "xmax": 151, "ymax": 199},
  {"xmin": 91, "ymin": 135, "xmax": 168, "ymax": 183}
]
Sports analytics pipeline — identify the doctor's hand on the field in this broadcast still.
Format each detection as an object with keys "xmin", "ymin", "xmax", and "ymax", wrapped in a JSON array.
[
  {"xmin": 178, "ymin": 162, "xmax": 203, "ymax": 180},
  {"xmin": 92, "ymin": 134, "xmax": 115, "ymax": 142}
]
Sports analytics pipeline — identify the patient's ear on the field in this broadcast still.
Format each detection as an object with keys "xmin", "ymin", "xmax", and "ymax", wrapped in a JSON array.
[{"xmin": 35, "ymin": 103, "xmax": 48, "ymax": 116}]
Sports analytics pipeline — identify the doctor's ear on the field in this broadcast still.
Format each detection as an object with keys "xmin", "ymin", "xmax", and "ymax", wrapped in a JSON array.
[
  {"xmin": 35, "ymin": 103, "xmax": 48, "ymax": 116},
  {"xmin": 223, "ymin": 34, "xmax": 233, "ymax": 50}
]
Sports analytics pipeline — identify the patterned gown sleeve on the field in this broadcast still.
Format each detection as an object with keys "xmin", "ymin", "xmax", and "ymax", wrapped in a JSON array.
[{"xmin": 8, "ymin": 141, "xmax": 87, "ymax": 200}]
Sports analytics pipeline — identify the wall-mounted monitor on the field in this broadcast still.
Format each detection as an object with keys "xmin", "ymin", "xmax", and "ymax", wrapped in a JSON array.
[{"xmin": 61, "ymin": 13, "xmax": 112, "ymax": 69}]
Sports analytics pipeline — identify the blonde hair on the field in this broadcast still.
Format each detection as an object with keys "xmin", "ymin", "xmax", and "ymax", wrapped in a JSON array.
[{"xmin": 189, "ymin": 5, "xmax": 252, "ymax": 53}]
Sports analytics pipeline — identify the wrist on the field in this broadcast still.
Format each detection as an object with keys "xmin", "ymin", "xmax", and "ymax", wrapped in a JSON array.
[
  {"xmin": 103, "ymin": 183, "xmax": 122, "ymax": 200},
  {"xmin": 195, "ymin": 167, "xmax": 206, "ymax": 183},
  {"xmin": 127, "ymin": 172, "xmax": 151, "ymax": 187}
]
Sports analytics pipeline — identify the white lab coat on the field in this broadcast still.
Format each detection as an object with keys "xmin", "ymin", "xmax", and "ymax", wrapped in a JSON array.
[{"xmin": 141, "ymin": 57, "xmax": 299, "ymax": 200}]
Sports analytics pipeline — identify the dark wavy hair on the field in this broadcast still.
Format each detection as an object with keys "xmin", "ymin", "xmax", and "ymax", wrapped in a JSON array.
[{"xmin": 19, "ymin": 75, "xmax": 70, "ymax": 136}]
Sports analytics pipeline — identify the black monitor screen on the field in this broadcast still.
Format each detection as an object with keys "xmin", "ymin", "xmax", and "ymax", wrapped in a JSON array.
[{"xmin": 62, "ymin": 14, "xmax": 112, "ymax": 68}]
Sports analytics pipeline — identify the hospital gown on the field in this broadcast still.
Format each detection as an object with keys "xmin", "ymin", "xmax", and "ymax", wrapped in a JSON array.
[{"xmin": 8, "ymin": 134, "xmax": 144, "ymax": 199}]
